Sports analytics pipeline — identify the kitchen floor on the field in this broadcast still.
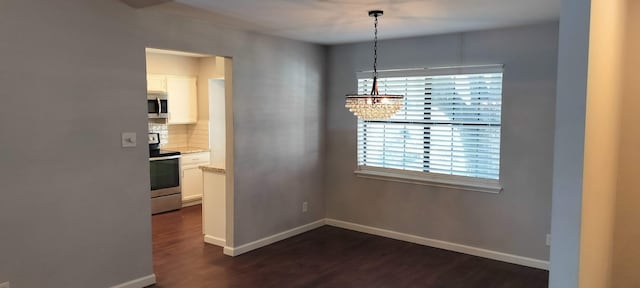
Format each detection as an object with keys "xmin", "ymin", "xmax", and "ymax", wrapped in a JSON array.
[{"xmin": 151, "ymin": 205, "xmax": 548, "ymax": 287}]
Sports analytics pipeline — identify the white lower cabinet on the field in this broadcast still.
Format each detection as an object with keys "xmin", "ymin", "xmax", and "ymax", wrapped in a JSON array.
[
  {"xmin": 182, "ymin": 166, "xmax": 203, "ymax": 203},
  {"xmin": 180, "ymin": 151, "xmax": 210, "ymax": 206}
]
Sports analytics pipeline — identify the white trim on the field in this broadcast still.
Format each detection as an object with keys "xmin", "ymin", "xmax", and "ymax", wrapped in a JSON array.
[
  {"xmin": 325, "ymin": 219, "xmax": 549, "ymax": 270},
  {"xmin": 146, "ymin": 47, "xmax": 211, "ymax": 58},
  {"xmin": 110, "ymin": 274, "xmax": 156, "ymax": 288},
  {"xmin": 223, "ymin": 219, "xmax": 325, "ymax": 256},
  {"xmin": 223, "ymin": 246, "xmax": 235, "ymax": 256},
  {"xmin": 219, "ymin": 218, "xmax": 548, "ymax": 270},
  {"xmin": 355, "ymin": 167, "xmax": 502, "ymax": 194},
  {"xmin": 182, "ymin": 195, "xmax": 202, "ymax": 207},
  {"xmin": 204, "ymin": 235, "xmax": 226, "ymax": 247},
  {"xmin": 357, "ymin": 64, "xmax": 505, "ymax": 78}
]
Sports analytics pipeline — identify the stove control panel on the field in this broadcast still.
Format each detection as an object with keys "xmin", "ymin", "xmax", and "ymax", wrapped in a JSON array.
[{"xmin": 148, "ymin": 133, "xmax": 160, "ymax": 145}]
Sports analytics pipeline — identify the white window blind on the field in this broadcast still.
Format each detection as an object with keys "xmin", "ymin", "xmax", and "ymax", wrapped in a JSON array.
[{"xmin": 357, "ymin": 68, "xmax": 503, "ymax": 180}]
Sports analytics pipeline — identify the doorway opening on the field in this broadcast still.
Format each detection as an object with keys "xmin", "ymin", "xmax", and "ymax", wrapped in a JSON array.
[{"xmin": 144, "ymin": 47, "xmax": 234, "ymax": 271}]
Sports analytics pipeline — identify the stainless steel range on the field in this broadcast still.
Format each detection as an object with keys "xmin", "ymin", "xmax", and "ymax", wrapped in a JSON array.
[{"xmin": 148, "ymin": 133, "xmax": 182, "ymax": 214}]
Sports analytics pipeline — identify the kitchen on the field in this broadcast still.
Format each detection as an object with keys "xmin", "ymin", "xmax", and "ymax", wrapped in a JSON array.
[{"xmin": 146, "ymin": 47, "xmax": 229, "ymax": 248}]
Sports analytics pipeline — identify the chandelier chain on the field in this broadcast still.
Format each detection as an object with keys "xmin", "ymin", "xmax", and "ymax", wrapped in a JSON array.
[
  {"xmin": 344, "ymin": 10, "xmax": 404, "ymax": 120},
  {"xmin": 373, "ymin": 14, "xmax": 378, "ymax": 78}
]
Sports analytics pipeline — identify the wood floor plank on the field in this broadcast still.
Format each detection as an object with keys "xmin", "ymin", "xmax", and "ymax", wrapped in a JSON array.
[{"xmin": 151, "ymin": 205, "xmax": 548, "ymax": 288}]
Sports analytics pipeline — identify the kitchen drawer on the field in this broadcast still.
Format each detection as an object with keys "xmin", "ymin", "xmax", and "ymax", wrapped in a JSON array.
[{"xmin": 181, "ymin": 152, "xmax": 210, "ymax": 165}]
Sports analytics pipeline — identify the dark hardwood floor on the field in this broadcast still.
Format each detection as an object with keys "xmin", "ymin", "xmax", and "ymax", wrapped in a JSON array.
[{"xmin": 151, "ymin": 205, "xmax": 548, "ymax": 288}]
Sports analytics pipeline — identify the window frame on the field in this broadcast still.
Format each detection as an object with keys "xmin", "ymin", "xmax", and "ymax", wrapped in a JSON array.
[{"xmin": 353, "ymin": 65, "xmax": 504, "ymax": 194}]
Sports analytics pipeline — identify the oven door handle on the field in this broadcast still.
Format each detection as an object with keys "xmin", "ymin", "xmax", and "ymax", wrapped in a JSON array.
[{"xmin": 150, "ymin": 155, "xmax": 181, "ymax": 161}]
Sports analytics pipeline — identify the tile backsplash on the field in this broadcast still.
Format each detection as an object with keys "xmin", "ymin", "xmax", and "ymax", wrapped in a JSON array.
[
  {"xmin": 167, "ymin": 125, "xmax": 188, "ymax": 147},
  {"xmin": 148, "ymin": 121, "xmax": 170, "ymax": 145},
  {"xmin": 148, "ymin": 120, "xmax": 209, "ymax": 149},
  {"xmin": 187, "ymin": 120, "xmax": 209, "ymax": 148}
]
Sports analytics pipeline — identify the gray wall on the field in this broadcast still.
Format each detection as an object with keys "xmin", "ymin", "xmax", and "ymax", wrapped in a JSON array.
[
  {"xmin": 230, "ymin": 32, "xmax": 326, "ymax": 245},
  {"xmin": 548, "ymin": 0, "xmax": 590, "ymax": 287},
  {"xmin": 0, "ymin": 0, "xmax": 325, "ymax": 287},
  {"xmin": 325, "ymin": 23, "xmax": 558, "ymax": 261}
]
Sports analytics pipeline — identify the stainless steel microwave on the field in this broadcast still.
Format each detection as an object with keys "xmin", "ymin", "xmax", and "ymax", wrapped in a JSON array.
[{"xmin": 148, "ymin": 91, "xmax": 168, "ymax": 119}]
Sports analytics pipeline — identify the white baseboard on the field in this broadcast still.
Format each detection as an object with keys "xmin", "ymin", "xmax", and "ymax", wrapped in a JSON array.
[
  {"xmin": 204, "ymin": 235, "xmax": 226, "ymax": 247},
  {"xmin": 219, "ymin": 218, "xmax": 548, "ymax": 270},
  {"xmin": 325, "ymin": 219, "xmax": 549, "ymax": 270},
  {"xmin": 223, "ymin": 246, "xmax": 235, "ymax": 256},
  {"xmin": 182, "ymin": 195, "xmax": 202, "ymax": 207},
  {"xmin": 110, "ymin": 274, "xmax": 156, "ymax": 288},
  {"xmin": 223, "ymin": 219, "xmax": 325, "ymax": 257}
]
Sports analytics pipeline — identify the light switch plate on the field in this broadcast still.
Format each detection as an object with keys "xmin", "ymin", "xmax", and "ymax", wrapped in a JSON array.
[{"xmin": 121, "ymin": 132, "xmax": 137, "ymax": 148}]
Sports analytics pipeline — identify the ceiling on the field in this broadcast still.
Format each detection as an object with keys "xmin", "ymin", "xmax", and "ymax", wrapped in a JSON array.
[{"xmin": 173, "ymin": 0, "xmax": 561, "ymax": 44}]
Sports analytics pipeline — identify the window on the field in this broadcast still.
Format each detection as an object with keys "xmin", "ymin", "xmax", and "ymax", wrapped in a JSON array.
[{"xmin": 355, "ymin": 66, "xmax": 503, "ymax": 193}]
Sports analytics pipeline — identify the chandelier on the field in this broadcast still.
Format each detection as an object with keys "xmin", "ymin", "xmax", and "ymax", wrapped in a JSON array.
[{"xmin": 345, "ymin": 10, "xmax": 403, "ymax": 120}]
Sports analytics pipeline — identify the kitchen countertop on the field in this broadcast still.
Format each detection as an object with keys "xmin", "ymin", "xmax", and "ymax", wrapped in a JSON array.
[
  {"xmin": 199, "ymin": 165, "xmax": 226, "ymax": 174},
  {"xmin": 164, "ymin": 146, "xmax": 210, "ymax": 154}
]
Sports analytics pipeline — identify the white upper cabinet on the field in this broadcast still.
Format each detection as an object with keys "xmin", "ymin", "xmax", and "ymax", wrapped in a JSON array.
[
  {"xmin": 146, "ymin": 74, "xmax": 167, "ymax": 92},
  {"xmin": 166, "ymin": 76, "xmax": 198, "ymax": 124},
  {"xmin": 146, "ymin": 74, "xmax": 198, "ymax": 124}
]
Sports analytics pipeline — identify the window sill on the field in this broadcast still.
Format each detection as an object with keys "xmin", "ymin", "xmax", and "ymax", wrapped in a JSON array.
[{"xmin": 354, "ymin": 168, "xmax": 503, "ymax": 194}]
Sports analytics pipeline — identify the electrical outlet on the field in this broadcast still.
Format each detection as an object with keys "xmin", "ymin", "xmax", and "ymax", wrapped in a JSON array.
[
  {"xmin": 0, "ymin": 281, "xmax": 11, "ymax": 288},
  {"xmin": 546, "ymin": 234, "xmax": 551, "ymax": 246},
  {"xmin": 302, "ymin": 201, "xmax": 308, "ymax": 213}
]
